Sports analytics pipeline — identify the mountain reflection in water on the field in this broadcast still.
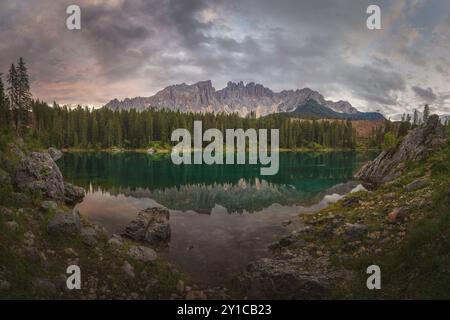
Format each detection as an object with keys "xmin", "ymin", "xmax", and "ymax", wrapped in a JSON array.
[{"xmin": 58, "ymin": 151, "xmax": 376, "ymax": 285}]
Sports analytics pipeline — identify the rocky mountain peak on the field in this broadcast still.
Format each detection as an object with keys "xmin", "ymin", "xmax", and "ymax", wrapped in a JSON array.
[
  {"xmin": 217, "ymin": 81, "xmax": 274, "ymax": 101},
  {"xmin": 104, "ymin": 80, "xmax": 367, "ymax": 117}
]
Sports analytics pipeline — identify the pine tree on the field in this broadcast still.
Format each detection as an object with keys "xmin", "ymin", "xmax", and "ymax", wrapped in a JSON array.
[
  {"xmin": 17, "ymin": 57, "xmax": 32, "ymax": 128},
  {"xmin": 0, "ymin": 73, "xmax": 10, "ymax": 128},
  {"xmin": 413, "ymin": 109, "xmax": 419, "ymax": 126},
  {"xmin": 423, "ymin": 104, "xmax": 430, "ymax": 123},
  {"xmin": 29, "ymin": 100, "xmax": 359, "ymax": 150},
  {"xmin": 406, "ymin": 113, "xmax": 411, "ymax": 123},
  {"xmin": 7, "ymin": 64, "xmax": 19, "ymax": 130},
  {"xmin": 92, "ymin": 113, "xmax": 99, "ymax": 148}
]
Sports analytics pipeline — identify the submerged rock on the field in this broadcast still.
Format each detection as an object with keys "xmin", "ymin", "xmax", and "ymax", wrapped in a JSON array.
[
  {"xmin": 355, "ymin": 115, "xmax": 446, "ymax": 185},
  {"xmin": 122, "ymin": 207, "xmax": 171, "ymax": 245},
  {"xmin": 278, "ymin": 235, "xmax": 298, "ymax": 247}
]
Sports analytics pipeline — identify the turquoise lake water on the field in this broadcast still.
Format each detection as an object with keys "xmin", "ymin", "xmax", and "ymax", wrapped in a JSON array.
[{"xmin": 58, "ymin": 151, "xmax": 376, "ymax": 284}]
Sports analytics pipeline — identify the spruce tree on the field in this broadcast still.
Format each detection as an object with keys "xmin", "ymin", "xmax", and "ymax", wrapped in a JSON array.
[
  {"xmin": 0, "ymin": 73, "xmax": 9, "ymax": 128},
  {"xmin": 7, "ymin": 64, "xmax": 19, "ymax": 130},
  {"xmin": 423, "ymin": 104, "xmax": 430, "ymax": 123},
  {"xmin": 17, "ymin": 57, "xmax": 32, "ymax": 128},
  {"xmin": 413, "ymin": 109, "xmax": 418, "ymax": 126}
]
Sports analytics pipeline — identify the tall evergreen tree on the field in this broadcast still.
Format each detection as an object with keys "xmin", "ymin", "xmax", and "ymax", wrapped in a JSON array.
[
  {"xmin": 27, "ymin": 100, "xmax": 364, "ymax": 150},
  {"xmin": 423, "ymin": 104, "xmax": 430, "ymax": 123},
  {"xmin": 406, "ymin": 113, "xmax": 411, "ymax": 123},
  {"xmin": 16, "ymin": 57, "xmax": 32, "ymax": 128},
  {"xmin": 0, "ymin": 73, "xmax": 10, "ymax": 128},
  {"xmin": 7, "ymin": 64, "xmax": 19, "ymax": 130},
  {"xmin": 413, "ymin": 109, "xmax": 419, "ymax": 126}
]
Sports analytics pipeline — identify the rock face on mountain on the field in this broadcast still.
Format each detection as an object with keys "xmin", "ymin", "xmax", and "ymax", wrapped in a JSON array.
[
  {"xmin": 355, "ymin": 115, "xmax": 447, "ymax": 185},
  {"xmin": 105, "ymin": 80, "xmax": 372, "ymax": 118}
]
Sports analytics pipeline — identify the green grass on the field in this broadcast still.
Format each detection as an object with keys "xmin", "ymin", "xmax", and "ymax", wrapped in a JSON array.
[{"xmin": 345, "ymin": 146, "xmax": 450, "ymax": 299}]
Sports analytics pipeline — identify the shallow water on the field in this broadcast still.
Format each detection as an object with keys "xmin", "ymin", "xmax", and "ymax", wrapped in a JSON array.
[{"xmin": 58, "ymin": 151, "xmax": 376, "ymax": 285}]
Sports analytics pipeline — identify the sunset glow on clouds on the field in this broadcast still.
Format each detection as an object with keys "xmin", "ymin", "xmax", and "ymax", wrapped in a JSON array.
[{"xmin": 1, "ymin": 0, "xmax": 449, "ymax": 118}]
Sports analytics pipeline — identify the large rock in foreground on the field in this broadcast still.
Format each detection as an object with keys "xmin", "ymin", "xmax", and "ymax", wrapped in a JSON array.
[
  {"xmin": 12, "ymin": 147, "xmax": 66, "ymax": 201},
  {"xmin": 7, "ymin": 143, "xmax": 84, "ymax": 203},
  {"xmin": 355, "ymin": 115, "xmax": 446, "ymax": 185},
  {"xmin": 122, "ymin": 207, "xmax": 171, "ymax": 245}
]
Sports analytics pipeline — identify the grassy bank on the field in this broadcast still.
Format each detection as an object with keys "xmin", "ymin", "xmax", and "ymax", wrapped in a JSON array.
[
  {"xmin": 276, "ymin": 135, "xmax": 450, "ymax": 299},
  {"xmin": 0, "ymin": 139, "xmax": 200, "ymax": 299}
]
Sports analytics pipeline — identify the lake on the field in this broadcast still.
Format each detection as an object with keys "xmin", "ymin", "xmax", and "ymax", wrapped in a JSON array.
[{"xmin": 57, "ymin": 151, "xmax": 376, "ymax": 285}]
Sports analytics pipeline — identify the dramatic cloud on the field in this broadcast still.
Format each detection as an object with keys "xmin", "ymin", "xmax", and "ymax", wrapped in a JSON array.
[
  {"xmin": 0, "ymin": 0, "xmax": 449, "ymax": 117},
  {"xmin": 412, "ymin": 86, "xmax": 437, "ymax": 102}
]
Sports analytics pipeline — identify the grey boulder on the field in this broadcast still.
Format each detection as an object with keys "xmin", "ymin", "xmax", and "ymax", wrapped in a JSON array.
[
  {"xmin": 405, "ymin": 178, "xmax": 429, "ymax": 192},
  {"xmin": 64, "ymin": 183, "xmax": 85, "ymax": 204},
  {"xmin": 9, "ymin": 144, "xmax": 85, "ymax": 204},
  {"xmin": 80, "ymin": 227, "xmax": 98, "ymax": 247},
  {"xmin": 128, "ymin": 245, "xmax": 158, "ymax": 263},
  {"xmin": 47, "ymin": 209, "xmax": 81, "ymax": 237},
  {"xmin": 122, "ymin": 207, "xmax": 171, "ymax": 245}
]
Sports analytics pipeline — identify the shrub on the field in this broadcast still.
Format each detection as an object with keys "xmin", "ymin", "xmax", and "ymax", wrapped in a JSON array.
[{"xmin": 382, "ymin": 132, "xmax": 397, "ymax": 150}]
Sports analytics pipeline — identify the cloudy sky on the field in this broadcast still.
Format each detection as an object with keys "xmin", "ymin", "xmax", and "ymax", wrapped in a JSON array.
[{"xmin": 1, "ymin": 0, "xmax": 449, "ymax": 118}]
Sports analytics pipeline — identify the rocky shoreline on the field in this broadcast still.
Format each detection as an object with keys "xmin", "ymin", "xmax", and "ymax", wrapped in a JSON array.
[
  {"xmin": 1, "ymin": 115, "xmax": 448, "ymax": 299},
  {"xmin": 0, "ymin": 139, "xmax": 231, "ymax": 299},
  {"xmin": 234, "ymin": 115, "xmax": 449, "ymax": 299}
]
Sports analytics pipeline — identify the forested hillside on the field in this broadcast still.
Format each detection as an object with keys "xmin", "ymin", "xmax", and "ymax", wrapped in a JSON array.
[
  {"xmin": 26, "ymin": 100, "xmax": 358, "ymax": 150},
  {"xmin": 1, "ymin": 58, "xmax": 437, "ymax": 152}
]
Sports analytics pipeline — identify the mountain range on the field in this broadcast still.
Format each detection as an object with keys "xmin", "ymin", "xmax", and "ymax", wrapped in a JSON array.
[{"xmin": 105, "ymin": 80, "xmax": 384, "ymax": 120}]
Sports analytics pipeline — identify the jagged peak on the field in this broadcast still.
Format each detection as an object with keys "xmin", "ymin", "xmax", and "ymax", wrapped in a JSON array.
[{"xmin": 104, "ymin": 80, "xmax": 368, "ymax": 118}]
